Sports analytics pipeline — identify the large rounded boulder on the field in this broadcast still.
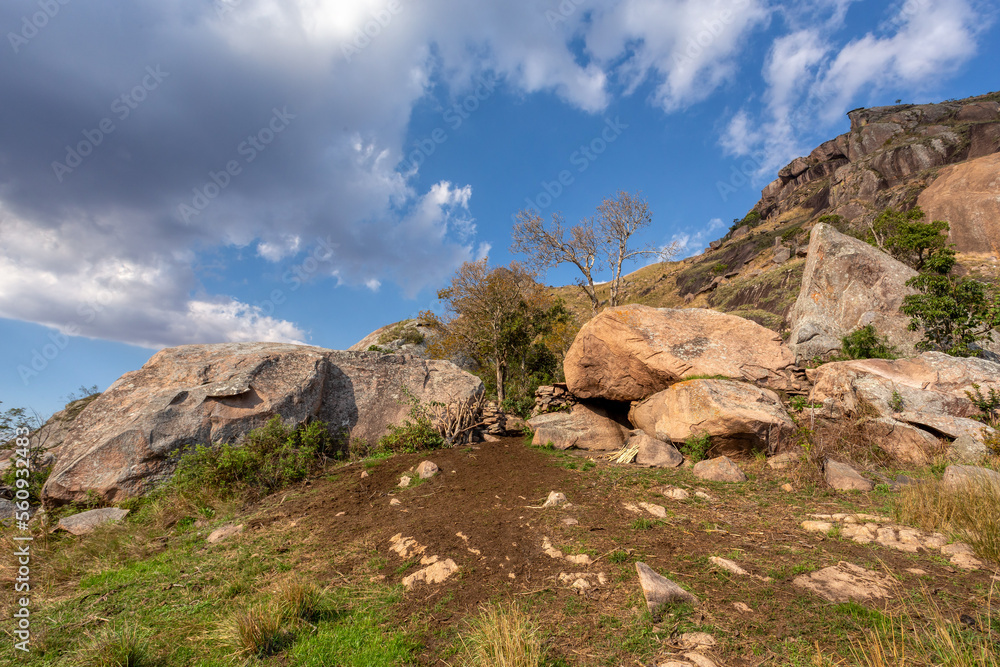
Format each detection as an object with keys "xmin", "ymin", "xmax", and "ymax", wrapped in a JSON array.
[
  {"xmin": 564, "ymin": 305, "xmax": 795, "ymax": 402},
  {"xmin": 42, "ymin": 343, "xmax": 483, "ymax": 505},
  {"xmin": 629, "ymin": 379, "xmax": 797, "ymax": 456}
]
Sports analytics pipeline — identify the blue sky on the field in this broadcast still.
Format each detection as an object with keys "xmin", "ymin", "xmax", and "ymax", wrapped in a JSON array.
[{"xmin": 2, "ymin": 0, "xmax": 998, "ymax": 418}]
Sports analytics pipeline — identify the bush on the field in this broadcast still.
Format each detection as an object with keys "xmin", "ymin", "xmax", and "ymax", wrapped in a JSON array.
[
  {"xmin": 378, "ymin": 414, "xmax": 445, "ymax": 453},
  {"xmin": 172, "ymin": 417, "xmax": 342, "ymax": 500},
  {"xmin": 840, "ymin": 325, "xmax": 898, "ymax": 360},
  {"xmin": 681, "ymin": 433, "xmax": 710, "ymax": 463},
  {"xmin": 902, "ymin": 273, "xmax": 1000, "ymax": 357}
]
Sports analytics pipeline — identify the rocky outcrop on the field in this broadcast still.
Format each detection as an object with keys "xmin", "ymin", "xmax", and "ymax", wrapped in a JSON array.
[
  {"xmin": 527, "ymin": 404, "xmax": 628, "ymax": 451},
  {"xmin": 630, "ymin": 431, "xmax": 684, "ymax": 468},
  {"xmin": 757, "ymin": 94, "xmax": 1000, "ymax": 224},
  {"xmin": 628, "ymin": 379, "xmax": 797, "ymax": 456},
  {"xmin": 787, "ymin": 223, "xmax": 921, "ymax": 363},
  {"xmin": 824, "ymin": 460, "xmax": 873, "ymax": 491},
  {"xmin": 917, "ymin": 152, "xmax": 1000, "ymax": 257},
  {"xmin": 349, "ymin": 318, "xmax": 477, "ymax": 371},
  {"xmin": 42, "ymin": 343, "xmax": 483, "ymax": 505},
  {"xmin": 564, "ymin": 305, "xmax": 795, "ymax": 402}
]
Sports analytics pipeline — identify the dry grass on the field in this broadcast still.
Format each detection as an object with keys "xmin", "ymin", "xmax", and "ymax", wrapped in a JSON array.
[
  {"xmin": 894, "ymin": 475, "xmax": 1000, "ymax": 563},
  {"xmin": 276, "ymin": 579, "xmax": 324, "ymax": 623},
  {"xmin": 227, "ymin": 602, "xmax": 287, "ymax": 657},
  {"xmin": 460, "ymin": 601, "xmax": 545, "ymax": 667},
  {"xmin": 72, "ymin": 622, "xmax": 150, "ymax": 667},
  {"xmin": 850, "ymin": 587, "xmax": 999, "ymax": 667}
]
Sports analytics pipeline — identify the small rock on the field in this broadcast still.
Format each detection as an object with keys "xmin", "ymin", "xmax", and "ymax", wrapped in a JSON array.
[
  {"xmin": 402, "ymin": 558, "xmax": 459, "ymax": 588},
  {"xmin": 678, "ymin": 632, "xmax": 716, "ymax": 649},
  {"xmin": 390, "ymin": 498, "xmax": 402, "ymax": 506},
  {"xmin": 416, "ymin": 460, "xmax": 439, "ymax": 479},
  {"xmin": 542, "ymin": 491, "xmax": 568, "ymax": 508},
  {"xmin": 635, "ymin": 562, "xmax": 698, "ymax": 618},
  {"xmin": 56, "ymin": 508, "xmax": 129, "ymax": 536},
  {"xmin": 660, "ymin": 486, "xmax": 690, "ymax": 500},
  {"xmin": 360, "ymin": 470, "xmax": 369, "ymax": 478},
  {"xmin": 562, "ymin": 517, "xmax": 579, "ymax": 526},
  {"xmin": 793, "ymin": 563, "xmax": 893, "ymax": 602},
  {"xmin": 683, "ymin": 652, "xmax": 719, "ymax": 667},
  {"xmin": 694, "ymin": 491, "xmax": 714, "ymax": 501},
  {"xmin": 768, "ymin": 451, "xmax": 802, "ymax": 470},
  {"xmin": 693, "ymin": 456, "xmax": 747, "ymax": 483},
  {"xmin": 638, "ymin": 502, "xmax": 668, "ymax": 518},
  {"xmin": 906, "ymin": 568, "xmax": 927, "ymax": 575},
  {"xmin": 781, "ymin": 483, "xmax": 794, "ymax": 492},
  {"xmin": 801, "ymin": 520, "xmax": 833, "ymax": 533},
  {"xmin": 632, "ymin": 431, "xmax": 684, "ymax": 468},
  {"xmin": 398, "ymin": 475, "xmax": 412, "ymax": 488},
  {"xmin": 733, "ymin": 601, "xmax": 753, "ymax": 613},
  {"xmin": 709, "ymin": 556, "xmax": 750, "ymax": 576},
  {"xmin": 207, "ymin": 523, "xmax": 244, "ymax": 544},
  {"xmin": 824, "ymin": 459, "xmax": 874, "ymax": 491}
]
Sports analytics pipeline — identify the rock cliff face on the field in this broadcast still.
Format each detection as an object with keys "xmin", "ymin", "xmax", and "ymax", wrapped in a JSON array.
[
  {"xmin": 757, "ymin": 93, "xmax": 1000, "ymax": 230},
  {"xmin": 42, "ymin": 343, "xmax": 483, "ymax": 505}
]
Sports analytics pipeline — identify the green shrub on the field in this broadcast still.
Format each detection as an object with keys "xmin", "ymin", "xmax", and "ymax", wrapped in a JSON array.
[
  {"xmin": 377, "ymin": 390, "xmax": 445, "ymax": 453},
  {"xmin": 172, "ymin": 417, "xmax": 342, "ymax": 499},
  {"xmin": 711, "ymin": 263, "xmax": 728, "ymax": 275},
  {"xmin": 681, "ymin": 433, "xmax": 710, "ymax": 463},
  {"xmin": 840, "ymin": 325, "xmax": 898, "ymax": 360},
  {"xmin": 965, "ymin": 383, "xmax": 1000, "ymax": 423}
]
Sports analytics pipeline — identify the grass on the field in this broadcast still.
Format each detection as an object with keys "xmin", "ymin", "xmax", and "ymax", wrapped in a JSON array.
[
  {"xmin": 74, "ymin": 622, "xmax": 151, "ymax": 667},
  {"xmin": 228, "ymin": 602, "xmax": 288, "ymax": 657},
  {"xmin": 894, "ymin": 474, "xmax": 1000, "ymax": 562},
  {"xmin": 460, "ymin": 601, "xmax": 545, "ymax": 667}
]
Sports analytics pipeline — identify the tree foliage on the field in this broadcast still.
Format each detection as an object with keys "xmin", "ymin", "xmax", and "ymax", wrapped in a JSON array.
[
  {"xmin": 867, "ymin": 206, "xmax": 954, "ymax": 272},
  {"xmin": 512, "ymin": 190, "xmax": 679, "ymax": 314},
  {"xmin": 421, "ymin": 259, "xmax": 570, "ymax": 404},
  {"xmin": 840, "ymin": 325, "xmax": 898, "ymax": 360}
]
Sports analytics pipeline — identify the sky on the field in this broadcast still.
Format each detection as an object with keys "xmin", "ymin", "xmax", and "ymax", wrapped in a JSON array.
[{"xmin": 1, "ymin": 0, "xmax": 998, "ymax": 418}]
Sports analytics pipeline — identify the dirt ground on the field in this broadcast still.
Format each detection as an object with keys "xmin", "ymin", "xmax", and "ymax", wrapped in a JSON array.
[{"xmin": 243, "ymin": 437, "xmax": 999, "ymax": 666}]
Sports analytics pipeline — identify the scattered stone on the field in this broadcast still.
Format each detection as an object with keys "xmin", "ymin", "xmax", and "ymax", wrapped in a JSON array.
[
  {"xmin": 772, "ymin": 247, "xmax": 792, "ymax": 264},
  {"xmin": 389, "ymin": 534, "xmax": 426, "ymax": 558},
  {"xmin": 906, "ymin": 568, "xmax": 928, "ymax": 575},
  {"xmin": 660, "ymin": 486, "xmax": 690, "ymax": 500},
  {"xmin": 942, "ymin": 464, "xmax": 1000, "ymax": 492},
  {"xmin": 398, "ymin": 475, "xmax": 412, "ymax": 488},
  {"xmin": 677, "ymin": 632, "xmax": 716, "ymax": 649},
  {"xmin": 623, "ymin": 502, "xmax": 643, "ymax": 514},
  {"xmin": 801, "ymin": 520, "xmax": 834, "ymax": 533},
  {"xmin": 559, "ymin": 572, "xmax": 607, "ymax": 592},
  {"xmin": 781, "ymin": 483, "xmax": 794, "ymax": 492},
  {"xmin": 402, "ymin": 558, "xmax": 459, "ymax": 588},
  {"xmin": 632, "ymin": 431, "xmax": 685, "ymax": 468},
  {"xmin": 941, "ymin": 542, "xmax": 983, "ymax": 570},
  {"xmin": 55, "ymin": 508, "xmax": 129, "ymax": 536},
  {"xmin": 768, "ymin": 451, "xmax": 803, "ymax": 470},
  {"xmin": 709, "ymin": 556, "xmax": 750, "ymax": 577},
  {"xmin": 542, "ymin": 537, "xmax": 592, "ymax": 566},
  {"xmin": 824, "ymin": 460, "xmax": 873, "ymax": 491},
  {"xmin": 415, "ymin": 460, "xmax": 439, "ymax": 479},
  {"xmin": 638, "ymin": 502, "xmax": 668, "ymax": 518},
  {"xmin": 542, "ymin": 491, "xmax": 568, "ymax": 508},
  {"xmin": 360, "ymin": 470, "xmax": 369, "ymax": 478},
  {"xmin": 207, "ymin": 523, "xmax": 243, "ymax": 544},
  {"xmin": 635, "ymin": 562, "xmax": 698, "ymax": 618},
  {"xmin": 562, "ymin": 517, "xmax": 579, "ymax": 526},
  {"xmin": 684, "ymin": 652, "xmax": 719, "ymax": 667},
  {"xmin": 693, "ymin": 456, "xmax": 748, "ymax": 483},
  {"xmin": 793, "ymin": 563, "xmax": 893, "ymax": 603},
  {"xmin": 389, "ymin": 498, "xmax": 402, "ymax": 506},
  {"xmin": 335, "ymin": 511, "xmax": 346, "ymax": 517},
  {"xmin": 948, "ymin": 434, "xmax": 989, "ymax": 464},
  {"xmin": 733, "ymin": 602, "xmax": 753, "ymax": 613},
  {"xmin": 659, "ymin": 662, "xmax": 692, "ymax": 667},
  {"xmin": 694, "ymin": 491, "xmax": 714, "ymax": 501}
]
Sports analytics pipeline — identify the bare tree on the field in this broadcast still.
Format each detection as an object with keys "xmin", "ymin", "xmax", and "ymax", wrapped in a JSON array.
[
  {"xmin": 511, "ymin": 210, "xmax": 601, "ymax": 314},
  {"xmin": 596, "ymin": 190, "xmax": 680, "ymax": 307}
]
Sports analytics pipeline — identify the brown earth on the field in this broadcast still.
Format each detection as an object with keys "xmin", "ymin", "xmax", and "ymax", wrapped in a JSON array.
[{"xmin": 239, "ymin": 437, "xmax": 999, "ymax": 666}]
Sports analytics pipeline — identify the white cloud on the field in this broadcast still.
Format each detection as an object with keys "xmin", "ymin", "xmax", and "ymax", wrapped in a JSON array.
[{"xmin": 720, "ymin": 0, "xmax": 987, "ymax": 176}]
